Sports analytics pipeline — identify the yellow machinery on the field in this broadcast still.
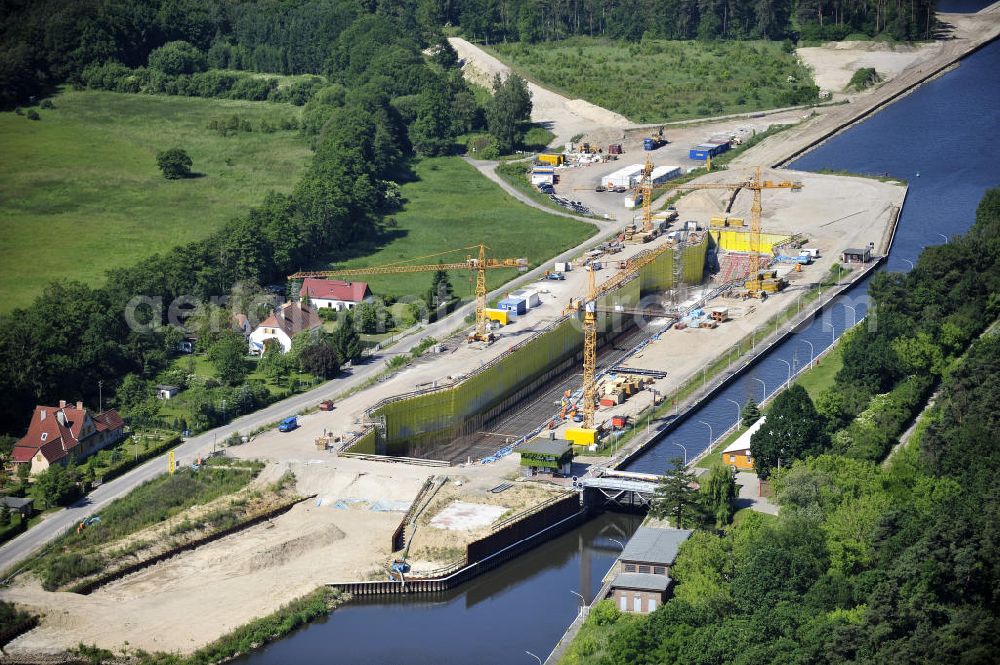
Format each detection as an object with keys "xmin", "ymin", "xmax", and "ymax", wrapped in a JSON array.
[
  {"xmin": 288, "ymin": 244, "xmax": 528, "ymax": 343},
  {"xmin": 661, "ymin": 167, "xmax": 802, "ymax": 287},
  {"xmin": 624, "ymin": 155, "xmax": 656, "ymax": 239}
]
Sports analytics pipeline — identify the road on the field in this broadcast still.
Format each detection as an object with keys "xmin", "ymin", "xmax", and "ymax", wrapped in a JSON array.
[{"xmin": 0, "ymin": 180, "xmax": 616, "ymax": 573}]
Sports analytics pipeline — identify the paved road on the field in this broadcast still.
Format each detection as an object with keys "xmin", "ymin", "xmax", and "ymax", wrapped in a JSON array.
[{"xmin": 0, "ymin": 177, "xmax": 617, "ymax": 573}]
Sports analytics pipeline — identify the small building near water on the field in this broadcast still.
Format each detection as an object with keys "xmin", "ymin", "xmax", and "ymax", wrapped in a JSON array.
[
  {"xmin": 721, "ymin": 416, "xmax": 767, "ymax": 471},
  {"xmin": 841, "ymin": 246, "xmax": 872, "ymax": 263},
  {"xmin": 518, "ymin": 439, "xmax": 573, "ymax": 477},
  {"xmin": 607, "ymin": 525, "xmax": 692, "ymax": 614},
  {"xmin": 611, "ymin": 572, "xmax": 672, "ymax": 614}
]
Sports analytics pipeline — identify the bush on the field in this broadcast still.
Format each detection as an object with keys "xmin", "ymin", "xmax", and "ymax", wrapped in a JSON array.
[
  {"xmin": 26, "ymin": 109, "xmax": 39, "ymax": 120},
  {"xmin": 148, "ymin": 41, "xmax": 207, "ymax": 76},
  {"xmin": 156, "ymin": 147, "xmax": 193, "ymax": 179},
  {"xmin": 849, "ymin": 67, "xmax": 882, "ymax": 92}
]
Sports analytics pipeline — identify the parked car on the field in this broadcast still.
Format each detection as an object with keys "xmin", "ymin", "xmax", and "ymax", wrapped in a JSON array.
[
  {"xmin": 595, "ymin": 185, "xmax": 606, "ymax": 192},
  {"xmin": 278, "ymin": 416, "xmax": 298, "ymax": 432},
  {"xmin": 546, "ymin": 272, "xmax": 566, "ymax": 280},
  {"xmin": 318, "ymin": 400, "xmax": 335, "ymax": 411}
]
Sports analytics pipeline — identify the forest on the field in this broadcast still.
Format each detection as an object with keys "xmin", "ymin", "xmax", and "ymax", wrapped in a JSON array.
[{"xmin": 560, "ymin": 188, "xmax": 1000, "ymax": 664}]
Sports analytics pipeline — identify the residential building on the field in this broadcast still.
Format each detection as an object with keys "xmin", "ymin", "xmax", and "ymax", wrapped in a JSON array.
[
  {"xmin": 721, "ymin": 416, "xmax": 767, "ymax": 471},
  {"xmin": 248, "ymin": 301, "xmax": 322, "ymax": 354},
  {"xmin": 11, "ymin": 401, "xmax": 126, "ymax": 476},
  {"xmin": 299, "ymin": 278, "xmax": 373, "ymax": 311}
]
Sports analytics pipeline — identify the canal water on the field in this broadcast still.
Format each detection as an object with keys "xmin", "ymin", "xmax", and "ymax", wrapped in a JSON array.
[
  {"xmin": 625, "ymin": 36, "xmax": 1000, "ymax": 474},
  {"xmin": 240, "ymin": 29, "xmax": 999, "ymax": 665},
  {"xmin": 237, "ymin": 512, "xmax": 643, "ymax": 664}
]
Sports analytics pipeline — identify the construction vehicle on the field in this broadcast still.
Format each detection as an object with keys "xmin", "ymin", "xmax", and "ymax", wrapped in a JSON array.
[
  {"xmin": 643, "ymin": 127, "xmax": 667, "ymax": 151},
  {"xmin": 288, "ymin": 245, "xmax": 529, "ymax": 344},
  {"xmin": 659, "ymin": 167, "xmax": 802, "ymax": 297}
]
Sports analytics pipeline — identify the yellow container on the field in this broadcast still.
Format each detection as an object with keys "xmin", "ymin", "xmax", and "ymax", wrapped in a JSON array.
[
  {"xmin": 483, "ymin": 308, "xmax": 509, "ymax": 325},
  {"xmin": 566, "ymin": 427, "xmax": 597, "ymax": 446},
  {"xmin": 538, "ymin": 153, "xmax": 565, "ymax": 166}
]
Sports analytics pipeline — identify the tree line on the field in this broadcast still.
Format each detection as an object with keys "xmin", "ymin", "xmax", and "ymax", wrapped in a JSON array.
[
  {"xmin": 448, "ymin": 0, "xmax": 936, "ymax": 43},
  {"xmin": 563, "ymin": 187, "xmax": 1000, "ymax": 664}
]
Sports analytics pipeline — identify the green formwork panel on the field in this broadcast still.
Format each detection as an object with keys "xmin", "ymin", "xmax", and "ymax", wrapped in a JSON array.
[
  {"xmin": 365, "ymin": 239, "xmax": 708, "ymax": 456},
  {"xmin": 351, "ymin": 428, "xmax": 377, "ymax": 455}
]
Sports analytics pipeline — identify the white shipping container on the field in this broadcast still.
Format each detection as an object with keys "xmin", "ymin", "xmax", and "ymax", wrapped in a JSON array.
[
  {"xmin": 802, "ymin": 248, "xmax": 820, "ymax": 258},
  {"xmin": 531, "ymin": 173, "xmax": 554, "ymax": 185},
  {"xmin": 555, "ymin": 262, "xmax": 571, "ymax": 273},
  {"xmin": 604, "ymin": 164, "xmax": 643, "ymax": 188},
  {"xmin": 650, "ymin": 165, "xmax": 682, "ymax": 185},
  {"xmin": 510, "ymin": 288, "xmax": 541, "ymax": 308}
]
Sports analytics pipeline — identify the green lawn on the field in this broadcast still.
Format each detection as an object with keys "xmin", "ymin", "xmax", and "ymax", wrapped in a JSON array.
[
  {"xmin": 0, "ymin": 90, "xmax": 310, "ymax": 312},
  {"xmin": 488, "ymin": 38, "xmax": 818, "ymax": 123},
  {"xmin": 331, "ymin": 156, "xmax": 595, "ymax": 300},
  {"xmin": 794, "ymin": 344, "xmax": 844, "ymax": 401}
]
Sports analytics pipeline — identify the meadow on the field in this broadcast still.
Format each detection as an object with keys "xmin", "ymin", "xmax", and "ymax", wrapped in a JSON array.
[
  {"xmin": 488, "ymin": 38, "xmax": 818, "ymax": 123},
  {"xmin": 330, "ymin": 156, "xmax": 596, "ymax": 300},
  {"xmin": 0, "ymin": 90, "xmax": 310, "ymax": 311}
]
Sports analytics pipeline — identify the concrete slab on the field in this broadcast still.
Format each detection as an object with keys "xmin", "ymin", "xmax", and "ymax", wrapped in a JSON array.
[{"xmin": 429, "ymin": 501, "xmax": 508, "ymax": 531}]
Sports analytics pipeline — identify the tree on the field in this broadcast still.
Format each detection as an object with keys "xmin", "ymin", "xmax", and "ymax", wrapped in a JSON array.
[
  {"xmin": 484, "ymin": 72, "xmax": 533, "ymax": 154},
  {"xmin": 427, "ymin": 268, "xmax": 454, "ymax": 310},
  {"xmin": 354, "ymin": 299, "xmax": 394, "ymax": 334},
  {"xmin": 32, "ymin": 463, "xmax": 80, "ymax": 508},
  {"xmin": 701, "ymin": 465, "xmax": 738, "ymax": 527},
  {"xmin": 148, "ymin": 40, "xmax": 207, "ymax": 75},
  {"xmin": 750, "ymin": 385, "xmax": 828, "ymax": 479},
  {"xmin": 650, "ymin": 457, "xmax": 702, "ymax": 527},
  {"xmin": 208, "ymin": 331, "xmax": 248, "ymax": 386},
  {"xmin": 156, "ymin": 147, "xmax": 193, "ymax": 180},
  {"xmin": 299, "ymin": 339, "xmax": 340, "ymax": 378},
  {"xmin": 257, "ymin": 340, "xmax": 287, "ymax": 380},
  {"xmin": 330, "ymin": 313, "xmax": 364, "ymax": 363},
  {"xmin": 430, "ymin": 36, "xmax": 458, "ymax": 68},
  {"xmin": 0, "ymin": 504, "xmax": 11, "ymax": 526},
  {"xmin": 741, "ymin": 398, "xmax": 761, "ymax": 428}
]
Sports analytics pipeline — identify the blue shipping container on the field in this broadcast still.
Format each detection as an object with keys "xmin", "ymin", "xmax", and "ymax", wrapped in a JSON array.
[{"xmin": 497, "ymin": 297, "xmax": 527, "ymax": 315}]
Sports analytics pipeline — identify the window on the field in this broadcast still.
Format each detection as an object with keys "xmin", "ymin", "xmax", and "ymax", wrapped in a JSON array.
[
  {"xmin": 638, "ymin": 565, "xmax": 650, "ymax": 574},
  {"xmin": 633, "ymin": 595, "xmax": 642, "ymax": 613},
  {"xmin": 647, "ymin": 598, "xmax": 657, "ymax": 612},
  {"xmin": 653, "ymin": 566, "xmax": 666, "ymax": 575},
  {"xmin": 619, "ymin": 594, "xmax": 628, "ymax": 612},
  {"xmin": 40, "ymin": 432, "xmax": 48, "ymax": 442},
  {"xmin": 728, "ymin": 454, "xmax": 735, "ymax": 462},
  {"xmin": 624, "ymin": 564, "xmax": 636, "ymax": 572}
]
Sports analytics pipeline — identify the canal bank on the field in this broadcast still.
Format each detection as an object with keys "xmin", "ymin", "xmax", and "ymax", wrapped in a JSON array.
[{"xmin": 234, "ymin": 32, "xmax": 1000, "ymax": 665}]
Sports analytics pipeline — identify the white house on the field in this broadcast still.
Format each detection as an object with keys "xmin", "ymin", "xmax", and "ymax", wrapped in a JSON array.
[
  {"xmin": 299, "ymin": 278, "xmax": 373, "ymax": 311},
  {"xmin": 249, "ymin": 301, "xmax": 322, "ymax": 354}
]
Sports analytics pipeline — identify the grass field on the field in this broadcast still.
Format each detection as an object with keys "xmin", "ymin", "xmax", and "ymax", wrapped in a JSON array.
[
  {"xmin": 331, "ymin": 156, "xmax": 596, "ymax": 300},
  {"xmin": 0, "ymin": 90, "xmax": 310, "ymax": 312},
  {"xmin": 488, "ymin": 38, "xmax": 818, "ymax": 123}
]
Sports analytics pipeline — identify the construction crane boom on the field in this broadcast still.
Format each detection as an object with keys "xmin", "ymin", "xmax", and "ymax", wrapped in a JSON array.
[
  {"xmin": 660, "ymin": 167, "xmax": 801, "ymax": 277},
  {"xmin": 289, "ymin": 244, "xmax": 528, "ymax": 342}
]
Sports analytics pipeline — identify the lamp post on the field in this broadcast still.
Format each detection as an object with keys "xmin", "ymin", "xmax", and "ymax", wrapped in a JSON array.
[
  {"xmin": 802, "ymin": 339, "xmax": 814, "ymax": 365},
  {"xmin": 570, "ymin": 590, "xmax": 585, "ymax": 615},
  {"xmin": 609, "ymin": 538, "xmax": 625, "ymax": 551},
  {"xmin": 936, "ymin": 233, "xmax": 948, "ymax": 244},
  {"xmin": 726, "ymin": 398, "xmax": 742, "ymax": 425},
  {"xmin": 901, "ymin": 258, "xmax": 914, "ymax": 271},
  {"xmin": 824, "ymin": 323, "xmax": 835, "ymax": 345},
  {"xmin": 673, "ymin": 442, "xmax": 689, "ymax": 466},
  {"xmin": 698, "ymin": 420, "xmax": 713, "ymax": 446},
  {"xmin": 752, "ymin": 377, "xmax": 766, "ymax": 401},
  {"xmin": 843, "ymin": 304, "xmax": 857, "ymax": 327},
  {"xmin": 777, "ymin": 358, "xmax": 791, "ymax": 388},
  {"xmin": 525, "ymin": 651, "xmax": 542, "ymax": 665}
]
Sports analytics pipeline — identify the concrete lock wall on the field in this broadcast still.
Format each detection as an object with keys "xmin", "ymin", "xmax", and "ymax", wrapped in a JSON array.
[{"xmin": 352, "ymin": 240, "xmax": 707, "ymax": 457}]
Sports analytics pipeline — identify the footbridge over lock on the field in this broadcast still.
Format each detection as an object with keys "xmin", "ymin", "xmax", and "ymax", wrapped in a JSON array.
[{"xmin": 577, "ymin": 470, "xmax": 661, "ymax": 510}]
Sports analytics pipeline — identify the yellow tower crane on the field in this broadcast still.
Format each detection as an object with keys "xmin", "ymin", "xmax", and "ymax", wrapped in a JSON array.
[
  {"xmin": 288, "ymin": 244, "xmax": 528, "ymax": 343},
  {"xmin": 577, "ymin": 243, "xmax": 677, "ymax": 431},
  {"xmin": 662, "ymin": 167, "xmax": 802, "ymax": 280}
]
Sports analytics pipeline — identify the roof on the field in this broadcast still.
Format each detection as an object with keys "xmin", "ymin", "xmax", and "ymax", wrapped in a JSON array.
[
  {"xmin": 520, "ymin": 439, "xmax": 572, "ymax": 457},
  {"xmin": 300, "ymin": 278, "xmax": 370, "ymax": 303},
  {"xmin": 843, "ymin": 247, "xmax": 870, "ymax": 254},
  {"xmin": 620, "ymin": 527, "xmax": 693, "ymax": 566},
  {"xmin": 11, "ymin": 404, "xmax": 124, "ymax": 465},
  {"xmin": 256, "ymin": 302, "xmax": 322, "ymax": 338},
  {"xmin": 0, "ymin": 496, "xmax": 34, "ymax": 510},
  {"xmin": 612, "ymin": 573, "xmax": 671, "ymax": 592},
  {"xmin": 157, "ymin": 385, "xmax": 180, "ymax": 391},
  {"xmin": 722, "ymin": 416, "xmax": 767, "ymax": 455}
]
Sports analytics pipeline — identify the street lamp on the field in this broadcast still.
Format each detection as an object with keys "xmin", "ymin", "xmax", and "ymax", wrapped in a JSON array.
[
  {"xmin": 901, "ymin": 258, "xmax": 914, "ymax": 271},
  {"xmin": 725, "ymin": 398, "xmax": 742, "ymax": 425},
  {"xmin": 698, "ymin": 420, "xmax": 713, "ymax": 445},
  {"xmin": 525, "ymin": 651, "xmax": 542, "ymax": 665},
  {"xmin": 752, "ymin": 377, "xmax": 766, "ymax": 401},
  {"xmin": 777, "ymin": 358, "xmax": 791, "ymax": 387},
  {"xmin": 801, "ymin": 339, "xmax": 814, "ymax": 365},
  {"xmin": 936, "ymin": 233, "xmax": 948, "ymax": 244},
  {"xmin": 609, "ymin": 538, "xmax": 625, "ymax": 551},
  {"xmin": 824, "ymin": 322, "xmax": 835, "ymax": 344},
  {"xmin": 673, "ymin": 442, "xmax": 689, "ymax": 466},
  {"xmin": 569, "ymin": 590, "xmax": 585, "ymax": 614},
  {"xmin": 843, "ymin": 304, "xmax": 857, "ymax": 327}
]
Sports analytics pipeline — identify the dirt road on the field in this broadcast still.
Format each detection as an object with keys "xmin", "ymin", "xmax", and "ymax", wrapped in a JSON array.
[{"xmin": 450, "ymin": 37, "xmax": 630, "ymax": 146}]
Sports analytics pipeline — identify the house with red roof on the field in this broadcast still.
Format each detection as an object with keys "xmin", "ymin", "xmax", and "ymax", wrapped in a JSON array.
[
  {"xmin": 299, "ymin": 278, "xmax": 373, "ymax": 311},
  {"xmin": 11, "ymin": 400, "xmax": 126, "ymax": 476},
  {"xmin": 248, "ymin": 301, "xmax": 322, "ymax": 354}
]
